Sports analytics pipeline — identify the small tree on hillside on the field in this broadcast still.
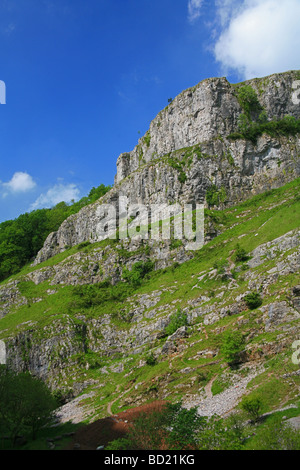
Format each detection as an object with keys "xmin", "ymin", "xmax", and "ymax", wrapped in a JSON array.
[{"xmin": 221, "ymin": 331, "xmax": 245, "ymax": 366}]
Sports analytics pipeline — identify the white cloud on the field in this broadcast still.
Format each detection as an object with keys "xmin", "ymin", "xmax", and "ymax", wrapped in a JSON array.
[
  {"xmin": 30, "ymin": 183, "xmax": 80, "ymax": 210},
  {"xmin": 214, "ymin": 0, "xmax": 300, "ymax": 79},
  {"xmin": 188, "ymin": 0, "xmax": 204, "ymax": 22},
  {"xmin": 2, "ymin": 172, "xmax": 36, "ymax": 193}
]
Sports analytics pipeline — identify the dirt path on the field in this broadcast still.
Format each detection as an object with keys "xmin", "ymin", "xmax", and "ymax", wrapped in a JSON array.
[
  {"xmin": 107, "ymin": 384, "xmax": 121, "ymax": 416},
  {"xmin": 204, "ymin": 375, "xmax": 217, "ymax": 399}
]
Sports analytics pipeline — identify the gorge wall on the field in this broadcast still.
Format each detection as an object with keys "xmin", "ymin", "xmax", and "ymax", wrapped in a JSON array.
[{"xmin": 33, "ymin": 70, "xmax": 300, "ymax": 265}]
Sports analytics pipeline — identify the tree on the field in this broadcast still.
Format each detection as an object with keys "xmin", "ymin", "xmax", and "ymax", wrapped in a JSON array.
[
  {"xmin": 221, "ymin": 331, "xmax": 245, "ymax": 366},
  {"xmin": 0, "ymin": 367, "xmax": 57, "ymax": 446},
  {"xmin": 240, "ymin": 396, "xmax": 263, "ymax": 423},
  {"xmin": 0, "ymin": 183, "xmax": 112, "ymax": 282}
]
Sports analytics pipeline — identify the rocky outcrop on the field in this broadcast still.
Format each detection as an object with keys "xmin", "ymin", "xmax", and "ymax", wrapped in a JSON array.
[
  {"xmin": 32, "ymin": 70, "xmax": 300, "ymax": 265},
  {"xmin": 115, "ymin": 71, "xmax": 300, "ymax": 183}
]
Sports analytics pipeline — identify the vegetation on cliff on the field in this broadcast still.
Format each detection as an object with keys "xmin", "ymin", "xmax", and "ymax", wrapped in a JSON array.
[{"xmin": 0, "ymin": 184, "xmax": 111, "ymax": 282}]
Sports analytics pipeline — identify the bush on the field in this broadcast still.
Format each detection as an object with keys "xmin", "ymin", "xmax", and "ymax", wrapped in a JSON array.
[
  {"xmin": 0, "ymin": 183, "xmax": 112, "ymax": 282},
  {"xmin": 213, "ymin": 259, "xmax": 228, "ymax": 274},
  {"xmin": 221, "ymin": 331, "xmax": 245, "ymax": 365},
  {"xmin": 106, "ymin": 402, "xmax": 246, "ymax": 450},
  {"xmin": 240, "ymin": 396, "xmax": 263, "ymax": 423},
  {"xmin": 244, "ymin": 292, "xmax": 262, "ymax": 310},
  {"xmin": 71, "ymin": 280, "xmax": 130, "ymax": 310},
  {"xmin": 229, "ymin": 114, "xmax": 300, "ymax": 144},
  {"xmin": 234, "ymin": 243, "xmax": 249, "ymax": 262},
  {"xmin": 206, "ymin": 185, "xmax": 227, "ymax": 207},
  {"xmin": 145, "ymin": 352, "xmax": 157, "ymax": 366},
  {"xmin": 164, "ymin": 308, "xmax": 188, "ymax": 336},
  {"xmin": 237, "ymin": 85, "xmax": 262, "ymax": 117},
  {"xmin": 122, "ymin": 260, "xmax": 154, "ymax": 288}
]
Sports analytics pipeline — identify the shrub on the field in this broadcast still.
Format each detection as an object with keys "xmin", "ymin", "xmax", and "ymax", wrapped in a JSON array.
[
  {"xmin": 244, "ymin": 292, "xmax": 262, "ymax": 310},
  {"xmin": 77, "ymin": 241, "xmax": 91, "ymax": 249},
  {"xmin": 145, "ymin": 352, "xmax": 157, "ymax": 366},
  {"xmin": 240, "ymin": 396, "xmax": 263, "ymax": 422},
  {"xmin": 122, "ymin": 260, "xmax": 154, "ymax": 288},
  {"xmin": 178, "ymin": 171, "xmax": 187, "ymax": 184},
  {"xmin": 221, "ymin": 331, "xmax": 245, "ymax": 365},
  {"xmin": 229, "ymin": 115, "xmax": 300, "ymax": 144},
  {"xmin": 144, "ymin": 132, "xmax": 151, "ymax": 148},
  {"xmin": 164, "ymin": 308, "xmax": 188, "ymax": 336},
  {"xmin": 213, "ymin": 259, "xmax": 228, "ymax": 274},
  {"xmin": 106, "ymin": 402, "xmax": 205, "ymax": 450},
  {"xmin": 236, "ymin": 85, "xmax": 262, "ymax": 117},
  {"xmin": 234, "ymin": 243, "xmax": 249, "ymax": 262},
  {"xmin": 206, "ymin": 185, "xmax": 227, "ymax": 207}
]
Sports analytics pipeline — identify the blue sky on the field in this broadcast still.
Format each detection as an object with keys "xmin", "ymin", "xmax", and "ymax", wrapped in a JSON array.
[{"xmin": 0, "ymin": 0, "xmax": 299, "ymax": 223}]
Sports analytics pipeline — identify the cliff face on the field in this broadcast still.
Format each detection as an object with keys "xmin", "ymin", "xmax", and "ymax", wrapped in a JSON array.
[
  {"xmin": 33, "ymin": 70, "xmax": 300, "ymax": 265},
  {"xmin": 115, "ymin": 71, "xmax": 300, "ymax": 184}
]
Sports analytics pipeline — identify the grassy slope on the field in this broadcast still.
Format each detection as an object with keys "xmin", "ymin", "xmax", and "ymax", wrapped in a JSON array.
[{"xmin": 0, "ymin": 178, "xmax": 300, "ymax": 425}]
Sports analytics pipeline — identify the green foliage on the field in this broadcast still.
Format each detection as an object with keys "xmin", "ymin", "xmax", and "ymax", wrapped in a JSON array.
[
  {"xmin": 230, "ymin": 115, "xmax": 300, "ymax": 143},
  {"xmin": 0, "ymin": 367, "xmax": 57, "ymax": 446},
  {"xmin": 145, "ymin": 352, "xmax": 157, "ymax": 366},
  {"xmin": 240, "ymin": 396, "xmax": 263, "ymax": 422},
  {"xmin": 213, "ymin": 258, "xmax": 228, "ymax": 274},
  {"xmin": 234, "ymin": 243, "xmax": 249, "ymax": 262},
  {"xmin": 122, "ymin": 260, "xmax": 154, "ymax": 288},
  {"xmin": 166, "ymin": 403, "xmax": 205, "ymax": 450},
  {"xmin": 0, "ymin": 183, "xmax": 111, "ymax": 282},
  {"xmin": 196, "ymin": 415, "xmax": 245, "ymax": 450},
  {"xmin": 144, "ymin": 132, "xmax": 151, "ymax": 148},
  {"xmin": 178, "ymin": 171, "xmax": 187, "ymax": 184},
  {"xmin": 164, "ymin": 308, "xmax": 188, "ymax": 336},
  {"xmin": 169, "ymin": 239, "xmax": 183, "ymax": 250},
  {"xmin": 230, "ymin": 84, "xmax": 300, "ymax": 143},
  {"xmin": 248, "ymin": 416, "xmax": 300, "ymax": 450},
  {"xmin": 166, "ymin": 155, "xmax": 188, "ymax": 185},
  {"xmin": 244, "ymin": 291, "xmax": 263, "ymax": 310},
  {"xmin": 71, "ymin": 280, "xmax": 130, "ymax": 310},
  {"xmin": 206, "ymin": 185, "xmax": 227, "ymax": 207},
  {"xmin": 220, "ymin": 331, "xmax": 245, "ymax": 365},
  {"xmin": 236, "ymin": 85, "xmax": 262, "ymax": 117}
]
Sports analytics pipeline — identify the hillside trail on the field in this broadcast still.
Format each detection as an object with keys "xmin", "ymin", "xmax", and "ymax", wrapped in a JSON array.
[
  {"xmin": 204, "ymin": 375, "xmax": 217, "ymax": 399},
  {"xmin": 107, "ymin": 384, "xmax": 121, "ymax": 416}
]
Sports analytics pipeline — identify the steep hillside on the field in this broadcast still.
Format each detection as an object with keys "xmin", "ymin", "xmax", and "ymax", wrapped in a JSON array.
[
  {"xmin": 0, "ymin": 70, "xmax": 300, "ymax": 449},
  {"xmin": 0, "ymin": 178, "xmax": 299, "ymax": 419}
]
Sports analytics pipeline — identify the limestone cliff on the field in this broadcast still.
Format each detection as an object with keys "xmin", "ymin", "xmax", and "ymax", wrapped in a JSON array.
[{"xmin": 33, "ymin": 70, "xmax": 300, "ymax": 265}]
